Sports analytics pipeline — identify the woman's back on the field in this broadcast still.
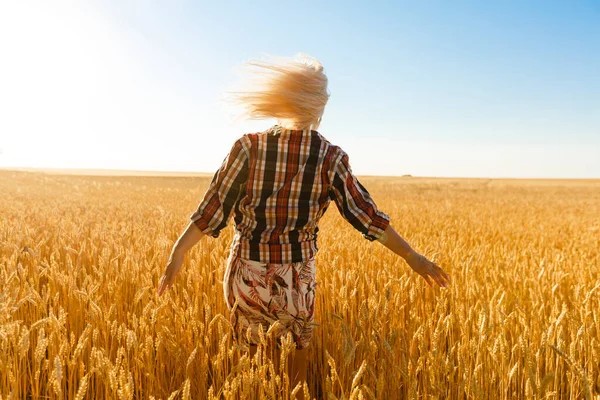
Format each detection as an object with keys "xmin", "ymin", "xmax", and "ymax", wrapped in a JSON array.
[{"xmin": 190, "ymin": 124, "xmax": 390, "ymax": 264}]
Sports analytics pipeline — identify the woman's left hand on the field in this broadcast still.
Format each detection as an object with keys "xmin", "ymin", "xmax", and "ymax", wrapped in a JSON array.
[{"xmin": 157, "ymin": 254, "xmax": 184, "ymax": 296}]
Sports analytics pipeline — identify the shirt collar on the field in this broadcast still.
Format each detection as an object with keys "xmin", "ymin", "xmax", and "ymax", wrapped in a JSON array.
[{"xmin": 270, "ymin": 125, "xmax": 315, "ymax": 139}]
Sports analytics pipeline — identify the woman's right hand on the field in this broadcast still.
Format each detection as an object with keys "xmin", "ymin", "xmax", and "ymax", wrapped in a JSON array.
[
  {"xmin": 377, "ymin": 224, "xmax": 451, "ymax": 288},
  {"xmin": 405, "ymin": 251, "xmax": 450, "ymax": 288}
]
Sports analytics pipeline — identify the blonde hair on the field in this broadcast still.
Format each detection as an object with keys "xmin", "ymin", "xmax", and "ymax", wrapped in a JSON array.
[{"xmin": 226, "ymin": 53, "xmax": 329, "ymax": 130}]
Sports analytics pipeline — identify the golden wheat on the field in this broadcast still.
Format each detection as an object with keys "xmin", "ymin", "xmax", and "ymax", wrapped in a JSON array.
[{"xmin": 1, "ymin": 171, "xmax": 599, "ymax": 399}]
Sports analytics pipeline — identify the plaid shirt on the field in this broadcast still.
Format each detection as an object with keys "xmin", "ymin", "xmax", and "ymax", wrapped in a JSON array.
[{"xmin": 190, "ymin": 125, "xmax": 390, "ymax": 263}]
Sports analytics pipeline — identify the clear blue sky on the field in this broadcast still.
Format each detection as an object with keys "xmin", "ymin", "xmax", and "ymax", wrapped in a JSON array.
[{"xmin": 0, "ymin": 1, "xmax": 598, "ymax": 178}]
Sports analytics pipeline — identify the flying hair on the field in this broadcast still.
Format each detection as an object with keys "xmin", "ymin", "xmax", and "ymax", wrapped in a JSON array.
[{"xmin": 226, "ymin": 53, "xmax": 330, "ymax": 131}]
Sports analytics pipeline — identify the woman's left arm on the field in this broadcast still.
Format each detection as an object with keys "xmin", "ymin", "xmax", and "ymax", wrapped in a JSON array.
[
  {"xmin": 157, "ymin": 136, "xmax": 249, "ymax": 296},
  {"xmin": 172, "ymin": 220, "xmax": 206, "ymax": 259},
  {"xmin": 157, "ymin": 221, "xmax": 205, "ymax": 296}
]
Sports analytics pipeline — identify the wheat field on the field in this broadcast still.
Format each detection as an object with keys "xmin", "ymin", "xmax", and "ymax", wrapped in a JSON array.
[{"xmin": 1, "ymin": 170, "xmax": 599, "ymax": 399}]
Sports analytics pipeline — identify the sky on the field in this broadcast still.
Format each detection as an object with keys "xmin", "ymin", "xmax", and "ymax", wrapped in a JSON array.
[{"xmin": 0, "ymin": 0, "xmax": 598, "ymax": 178}]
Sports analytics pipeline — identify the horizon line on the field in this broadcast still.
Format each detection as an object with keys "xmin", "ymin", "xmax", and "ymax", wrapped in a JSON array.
[{"xmin": 2, "ymin": 166, "xmax": 599, "ymax": 181}]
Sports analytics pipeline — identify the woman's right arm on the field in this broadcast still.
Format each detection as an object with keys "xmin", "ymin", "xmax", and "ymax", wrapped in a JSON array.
[
  {"xmin": 328, "ymin": 148, "xmax": 450, "ymax": 288},
  {"xmin": 378, "ymin": 224, "xmax": 450, "ymax": 288}
]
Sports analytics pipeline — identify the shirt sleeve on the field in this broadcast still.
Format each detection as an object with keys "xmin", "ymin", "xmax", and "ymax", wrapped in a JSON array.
[
  {"xmin": 329, "ymin": 149, "xmax": 390, "ymax": 241},
  {"xmin": 190, "ymin": 137, "xmax": 249, "ymax": 238}
]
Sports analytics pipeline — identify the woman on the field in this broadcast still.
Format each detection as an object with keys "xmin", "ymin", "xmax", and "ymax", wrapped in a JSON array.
[{"xmin": 157, "ymin": 54, "xmax": 450, "ymax": 393}]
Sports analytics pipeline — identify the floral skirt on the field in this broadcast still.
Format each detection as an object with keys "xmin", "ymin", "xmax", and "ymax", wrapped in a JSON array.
[{"xmin": 223, "ymin": 254, "xmax": 317, "ymax": 350}]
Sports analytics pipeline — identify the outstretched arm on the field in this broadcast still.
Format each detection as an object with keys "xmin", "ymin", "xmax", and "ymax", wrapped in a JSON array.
[
  {"xmin": 157, "ymin": 221, "xmax": 205, "ymax": 296},
  {"xmin": 172, "ymin": 221, "xmax": 205, "ymax": 259},
  {"xmin": 157, "ymin": 137, "xmax": 249, "ymax": 297},
  {"xmin": 378, "ymin": 224, "xmax": 450, "ymax": 288},
  {"xmin": 328, "ymin": 149, "xmax": 450, "ymax": 288}
]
